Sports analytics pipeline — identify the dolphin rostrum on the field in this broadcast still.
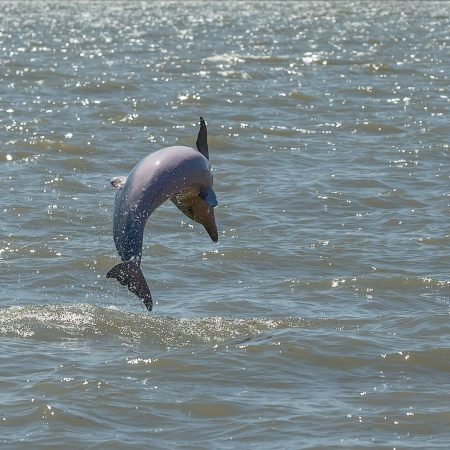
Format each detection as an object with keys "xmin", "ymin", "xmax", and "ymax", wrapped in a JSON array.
[{"xmin": 106, "ymin": 117, "xmax": 218, "ymax": 311}]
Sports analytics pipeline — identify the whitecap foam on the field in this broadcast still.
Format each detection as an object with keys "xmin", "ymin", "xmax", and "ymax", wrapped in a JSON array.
[{"xmin": 0, "ymin": 303, "xmax": 309, "ymax": 347}]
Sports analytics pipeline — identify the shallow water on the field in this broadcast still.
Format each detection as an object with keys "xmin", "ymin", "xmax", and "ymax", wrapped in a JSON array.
[{"xmin": 1, "ymin": 1, "xmax": 450, "ymax": 448}]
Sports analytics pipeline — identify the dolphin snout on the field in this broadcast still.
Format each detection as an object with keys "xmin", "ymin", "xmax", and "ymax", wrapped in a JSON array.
[{"xmin": 204, "ymin": 207, "xmax": 218, "ymax": 242}]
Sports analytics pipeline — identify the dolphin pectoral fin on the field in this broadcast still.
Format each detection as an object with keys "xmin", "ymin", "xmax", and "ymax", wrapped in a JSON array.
[
  {"xmin": 110, "ymin": 176, "xmax": 127, "ymax": 188},
  {"xmin": 106, "ymin": 261, "xmax": 152, "ymax": 311},
  {"xmin": 200, "ymin": 187, "xmax": 218, "ymax": 208},
  {"xmin": 196, "ymin": 116, "xmax": 209, "ymax": 160}
]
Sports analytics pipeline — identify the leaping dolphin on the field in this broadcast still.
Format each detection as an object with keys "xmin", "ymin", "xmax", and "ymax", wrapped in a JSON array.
[{"xmin": 106, "ymin": 117, "xmax": 218, "ymax": 311}]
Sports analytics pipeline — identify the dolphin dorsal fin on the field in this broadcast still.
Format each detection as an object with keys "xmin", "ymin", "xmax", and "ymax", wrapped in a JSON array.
[{"xmin": 196, "ymin": 116, "xmax": 209, "ymax": 160}]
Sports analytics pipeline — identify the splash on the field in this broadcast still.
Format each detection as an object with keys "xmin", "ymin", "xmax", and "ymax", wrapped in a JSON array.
[{"xmin": 0, "ymin": 304, "xmax": 308, "ymax": 347}]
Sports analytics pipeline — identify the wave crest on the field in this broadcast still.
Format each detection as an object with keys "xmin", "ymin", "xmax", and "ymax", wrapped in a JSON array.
[{"xmin": 0, "ymin": 304, "xmax": 307, "ymax": 347}]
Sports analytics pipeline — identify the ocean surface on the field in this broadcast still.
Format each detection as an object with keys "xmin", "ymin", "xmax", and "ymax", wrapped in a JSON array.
[{"xmin": 1, "ymin": 1, "xmax": 450, "ymax": 448}]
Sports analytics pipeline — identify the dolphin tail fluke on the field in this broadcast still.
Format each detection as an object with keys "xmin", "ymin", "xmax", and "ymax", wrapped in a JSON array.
[
  {"xmin": 106, "ymin": 261, "xmax": 153, "ymax": 311},
  {"xmin": 196, "ymin": 116, "xmax": 209, "ymax": 160}
]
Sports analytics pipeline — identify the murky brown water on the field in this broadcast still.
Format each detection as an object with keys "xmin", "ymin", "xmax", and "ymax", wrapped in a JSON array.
[{"xmin": 1, "ymin": 1, "xmax": 450, "ymax": 448}]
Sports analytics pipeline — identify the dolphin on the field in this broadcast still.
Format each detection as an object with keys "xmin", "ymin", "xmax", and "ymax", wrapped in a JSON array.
[{"xmin": 106, "ymin": 117, "xmax": 218, "ymax": 311}]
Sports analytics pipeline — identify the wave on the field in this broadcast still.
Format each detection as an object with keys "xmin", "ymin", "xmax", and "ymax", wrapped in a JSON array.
[
  {"xmin": 204, "ymin": 53, "xmax": 288, "ymax": 65},
  {"xmin": 0, "ymin": 303, "xmax": 308, "ymax": 346},
  {"xmin": 352, "ymin": 121, "xmax": 405, "ymax": 134},
  {"xmin": 282, "ymin": 275, "xmax": 450, "ymax": 291},
  {"xmin": 75, "ymin": 80, "xmax": 138, "ymax": 93},
  {"xmin": 288, "ymin": 90, "xmax": 317, "ymax": 102}
]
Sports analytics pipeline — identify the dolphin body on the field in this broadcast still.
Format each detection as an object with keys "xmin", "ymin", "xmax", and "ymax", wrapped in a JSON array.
[{"xmin": 106, "ymin": 117, "xmax": 218, "ymax": 311}]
